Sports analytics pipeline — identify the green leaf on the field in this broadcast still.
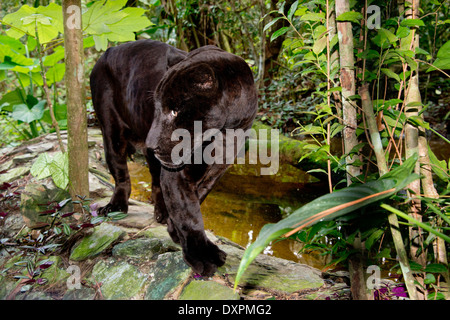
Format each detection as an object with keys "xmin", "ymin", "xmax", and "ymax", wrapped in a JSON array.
[
  {"xmin": 11, "ymin": 100, "xmax": 45, "ymax": 123},
  {"xmin": 93, "ymin": 34, "xmax": 109, "ymax": 51},
  {"xmin": 42, "ymin": 103, "xmax": 67, "ymax": 124},
  {"xmin": 263, "ymin": 17, "xmax": 282, "ymax": 32},
  {"xmin": 365, "ymin": 229, "xmax": 384, "ymax": 250},
  {"xmin": 107, "ymin": 211, "xmax": 128, "ymax": 220},
  {"xmin": 0, "ymin": 35, "xmax": 26, "ymax": 54},
  {"xmin": 31, "ymin": 152, "xmax": 52, "ymax": 179},
  {"xmin": 0, "ymin": 88, "xmax": 26, "ymax": 111},
  {"xmin": 381, "ymin": 68, "xmax": 400, "ymax": 82},
  {"xmin": 48, "ymin": 152, "xmax": 69, "ymax": 189},
  {"xmin": 400, "ymin": 19, "xmax": 425, "ymax": 28},
  {"xmin": 306, "ymin": 168, "xmax": 328, "ymax": 175},
  {"xmin": 336, "ymin": 11, "xmax": 363, "ymax": 23},
  {"xmin": 83, "ymin": 0, "xmax": 127, "ymax": 34},
  {"xmin": 427, "ymin": 146, "xmax": 449, "ymax": 182},
  {"xmin": 106, "ymin": 7, "xmax": 153, "ymax": 41},
  {"xmin": 37, "ymin": 3, "xmax": 64, "ymax": 34},
  {"xmin": 82, "ymin": 0, "xmax": 152, "ymax": 50},
  {"xmin": 424, "ymin": 273, "xmax": 436, "ymax": 285},
  {"xmin": 43, "ymin": 45, "xmax": 64, "ymax": 66},
  {"xmin": 396, "ymin": 26, "xmax": 410, "ymax": 39},
  {"xmin": 0, "ymin": 45, "xmax": 34, "ymax": 67},
  {"xmin": 3, "ymin": 5, "xmax": 36, "ymax": 39},
  {"xmin": 234, "ymin": 154, "xmax": 420, "ymax": 289},
  {"xmin": 373, "ymin": 28, "xmax": 398, "ymax": 48},
  {"xmin": 2, "ymin": 4, "xmax": 63, "ymax": 44},
  {"xmin": 427, "ymin": 40, "xmax": 450, "ymax": 71},
  {"xmin": 62, "ymin": 223, "xmax": 71, "ymax": 236},
  {"xmin": 300, "ymin": 12, "xmax": 325, "ymax": 22},
  {"xmin": 424, "ymin": 263, "xmax": 449, "ymax": 274},
  {"xmin": 270, "ymin": 27, "xmax": 290, "ymax": 42},
  {"xmin": 427, "ymin": 292, "xmax": 446, "ymax": 300},
  {"xmin": 46, "ymin": 63, "xmax": 65, "ymax": 85},
  {"xmin": 287, "ymin": 0, "xmax": 299, "ymax": 21},
  {"xmin": 407, "ymin": 115, "xmax": 430, "ymax": 130},
  {"xmin": 313, "ymin": 36, "xmax": 327, "ymax": 54}
]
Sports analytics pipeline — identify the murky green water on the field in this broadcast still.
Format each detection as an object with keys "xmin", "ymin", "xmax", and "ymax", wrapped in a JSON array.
[{"xmin": 127, "ymin": 160, "xmax": 330, "ymax": 270}]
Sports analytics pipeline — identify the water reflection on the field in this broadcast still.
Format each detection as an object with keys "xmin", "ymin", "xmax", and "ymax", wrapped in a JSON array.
[{"xmin": 126, "ymin": 160, "xmax": 330, "ymax": 270}]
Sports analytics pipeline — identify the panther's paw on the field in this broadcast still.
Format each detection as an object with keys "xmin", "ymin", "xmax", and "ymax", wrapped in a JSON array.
[{"xmin": 183, "ymin": 240, "xmax": 227, "ymax": 277}]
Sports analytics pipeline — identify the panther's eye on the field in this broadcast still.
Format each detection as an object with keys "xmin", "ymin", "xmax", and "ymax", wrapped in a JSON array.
[{"xmin": 170, "ymin": 110, "xmax": 178, "ymax": 117}]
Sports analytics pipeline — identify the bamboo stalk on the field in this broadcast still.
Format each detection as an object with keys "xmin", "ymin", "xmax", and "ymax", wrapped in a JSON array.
[{"xmin": 359, "ymin": 83, "xmax": 420, "ymax": 300}]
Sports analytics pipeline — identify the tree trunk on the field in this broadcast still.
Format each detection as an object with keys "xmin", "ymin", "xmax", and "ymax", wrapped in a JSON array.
[
  {"xmin": 63, "ymin": 0, "xmax": 89, "ymax": 201},
  {"xmin": 335, "ymin": 0, "xmax": 361, "ymax": 185},
  {"xmin": 336, "ymin": 0, "xmax": 366, "ymax": 300},
  {"xmin": 403, "ymin": 0, "xmax": 427, "ymax": 271}
]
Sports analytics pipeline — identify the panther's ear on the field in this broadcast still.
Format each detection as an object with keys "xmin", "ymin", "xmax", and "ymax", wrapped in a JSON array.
[
  {"xmin": 182, "ymin": 63, "xmax": 218, "ymax": 96},
  {"xmin": 166, "ymin": 47, "xmax": 186, "ymax": 68}
]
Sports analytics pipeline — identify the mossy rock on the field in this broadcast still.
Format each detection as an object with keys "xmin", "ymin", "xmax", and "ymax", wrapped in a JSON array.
[
  {"xmin": 40, "ymin": 256, "xmax": 70, "ymax": 285},
  {"xmin": 219, "ymin": 244, "xmax": 324, "ymax": 294},
  {"xmin": 140, "ymin": 225, "xmax": 180, "ymax": 252},
  {"xmin": 90, "ymin": 260, "xmax": 146, "ymax": 300},
  {"xmin": 179, "ymin": 280, "xmax": 240, "ymax": 300},
  {"xmin": 0, "ymin": 166, "xmax": 30, "ymax": 184},
  {"xmin": 20, "ymin": 183, "xmax": 73, "ymax": 229},
  {"xmin": 112, "ymin": 238, "xmax": 165, "ymax": 260},
  {"xmin": 145, "ymin": 251, "xmax": 190, "ymax": 300},
  {"xmin": 70, "ymin": 223, "xmax": 126, "ymax": 261}
]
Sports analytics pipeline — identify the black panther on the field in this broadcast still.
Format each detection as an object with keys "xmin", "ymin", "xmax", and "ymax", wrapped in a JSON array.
[{"xmin": 90, "ymin": 39, "xmax": 257, "ymax": 276}]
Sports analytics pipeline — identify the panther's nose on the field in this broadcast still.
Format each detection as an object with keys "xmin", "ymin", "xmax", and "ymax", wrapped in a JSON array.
[{"xmin": 145, "ymin": 130, "xmax": 159, "ymax": 151}]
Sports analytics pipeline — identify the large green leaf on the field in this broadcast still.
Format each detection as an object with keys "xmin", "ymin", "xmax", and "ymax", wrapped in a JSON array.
[
  {"xmin": 234, "ymin": 154, "xmax": 419, "ymax": 289},
  {"xmin": 11, "ymin": 100, "xmax": 45, "ymax": 123},
  {"xmin": 31, "ymin": 152, "xmax": 69, "ymax": 190},
  {"xmin": 46, "ymin": 63, "xmax": 65, "ymax": 85},
  {"xmin": 30, "ymin": 152, "xmax": 52, "ymax": 179},
  {"xmin": 2, "ymin": 4, "xmax": 60, "ymax": 44},
  {"xmin": 48, "ymin": 152, "xmax": 69, "ymax": 190},
  {"xmin": 427, "ymin": 39, "xmax": 450, "ymax": 72},
  {"xmin": 0, "ymin": 35, "xmax": 34, "ymax": 70},
  {"xmin": 82, "ymin": 0, "xmax": 152, "ymax": 51},
  {"xmin": 0, "ymin": 88, "xmax": 27, "ymax": 112}
]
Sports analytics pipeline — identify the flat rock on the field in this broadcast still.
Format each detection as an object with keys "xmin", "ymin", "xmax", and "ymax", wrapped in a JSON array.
[
  {"xmin": 88, "ymin": 172, "xmax": 113, "ymax": 198},
  {"xmin": 26, "ymin": 142, "xmax": 54, "ymax": 153},
  {"xmin": 179, "ymin": 280, "xmax": 240, "ymax": 300},
  {"xmin": 112, "ymin": 238, "xmax": 172, "ymax": 260},
  {"xmin": 90, "ymin": 259, "xmax": 146, "ymax": 300},
  {"xmin": 219, "ymin": 244, "xmax": 324, "ymax": 294},
  {"xmin": 63, "ymin": 287, "xmax": 97, "ymax": 300},
  {"xmin": 12, "ymin": 153, "xmax": 37, "ymax": 164},
  {"xmin": 70, "ymin": 223, "xmax": 126, "ymax": 261},
  {"xmin": 145, "ymin": 251, "xmax": 191, "ymax": 300},
  {"xmin": 0, "ymin": 167, "xmax": 30, "ymax": 184},
  {"xmin": 140, "ymin": 225, "xmax": 180, "ymax": 251},
  {"xmin": 96, "ymin": 198, "xmax": 155, "ymax": 229}
]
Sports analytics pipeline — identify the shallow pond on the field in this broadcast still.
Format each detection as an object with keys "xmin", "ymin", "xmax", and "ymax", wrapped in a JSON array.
[
  {"xmin": 124, "ymin": 134, "xmax": 450, "ymax": 272},
  {"xmin": 126, "ymin": 160, "xmax": 330, "ymax": 270}
]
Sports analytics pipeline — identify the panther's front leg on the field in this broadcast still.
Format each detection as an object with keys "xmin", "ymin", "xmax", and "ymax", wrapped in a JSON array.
[{"xmin": 160, "ymin": 166, "xmax": 228, "ymax": 276}]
